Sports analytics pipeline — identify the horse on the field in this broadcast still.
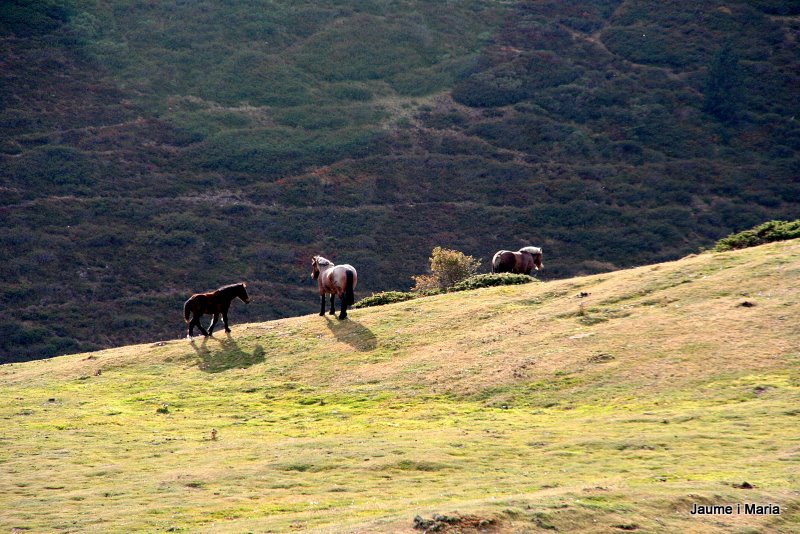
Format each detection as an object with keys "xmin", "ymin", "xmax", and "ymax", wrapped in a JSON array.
[
  {"xmin": 492, "ymin": 246, "xmax": 543, "ymax": 275},
  {"xmin": 311, "ymin": 256, "xmax": 357, "ymax": 320},
  {"xmin": 183, "ymin": 282, "xmax": 250, "ymax": 337}
]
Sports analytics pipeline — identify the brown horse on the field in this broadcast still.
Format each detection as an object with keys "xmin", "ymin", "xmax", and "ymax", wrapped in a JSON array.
[
  {"xmin": 183, "ymin": 282, "xmax": 250, "ymax": 337},
  {"xmin": 312, "ymin": 256, "xmax": 357, "ymax": 320},
  {"xmin": 492, "ymin": 246, "xmax": 543, "ymax": 275}
]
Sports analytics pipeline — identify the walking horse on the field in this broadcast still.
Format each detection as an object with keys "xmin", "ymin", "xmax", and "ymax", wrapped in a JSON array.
[{"xmin": 183, "ymin": 282, "xmax": 250, "ymax": 337}]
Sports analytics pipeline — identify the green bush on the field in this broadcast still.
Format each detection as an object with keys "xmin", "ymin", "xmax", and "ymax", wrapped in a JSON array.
[
  {"xmin": 750, "ymin": 1, "xmax": 800, "ymax": 15},
  {"xmin": 412, "ymin": 246, "xmax": 481, "ymax": 290},
  {"xmin": 353, "ymin": 291, "xmax": 416, "ymax": 309},
  {"xmin": 703, "ymin": 43, "xmax": 744, "ymax": 123},
  {"xmin": 0, "ymin": 0, "xmax": 71, "ymax": 37},
  {"xmin": 713, "ymin": 220, "xmax": 800, "ymax": 252},
  {"xmin": 352, "ymin": 274, "xmax": 534, "ymax": 309},
  {"xmin": 450, "ymin": 273, "xmax": 535, "ymax": 292}
]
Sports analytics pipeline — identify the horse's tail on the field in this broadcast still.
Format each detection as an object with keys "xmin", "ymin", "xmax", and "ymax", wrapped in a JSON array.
[
  {"xmin": 345, "ymin": 270, "xmax": 355, "ymax": 306},
  {"xmin": 183, "ymin": 297, "xmax": 193, "ymax": 323}
]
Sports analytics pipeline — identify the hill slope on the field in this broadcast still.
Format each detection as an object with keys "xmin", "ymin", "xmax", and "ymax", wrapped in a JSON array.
[
  {"xmin": 2, "ymin": 239, "xmax": 799, "ymax": 532},
  {"xmin": 2, "ymin": 0, "xmax": 800, "ymax": 360}
]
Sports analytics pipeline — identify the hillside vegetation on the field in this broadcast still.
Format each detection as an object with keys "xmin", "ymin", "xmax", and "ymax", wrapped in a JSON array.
[
  {"xmin": 2, "ymin": 0, "xmax": 800, "ymax": 360},
  {"xmin": 2, "ymin": 240, "xmax": 799, "ymax": 532}
]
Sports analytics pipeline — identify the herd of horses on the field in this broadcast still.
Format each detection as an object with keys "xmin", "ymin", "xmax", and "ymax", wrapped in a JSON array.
[{"xmin": 183, "ymin": 246, "xmax": 543, "ymax": 337}]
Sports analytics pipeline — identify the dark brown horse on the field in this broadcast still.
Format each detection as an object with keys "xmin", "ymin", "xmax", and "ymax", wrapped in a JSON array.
[
  {"xmin": 312, "ymin": 256, "xmax": 357, "ymax": 320},
  {"xmin": 492, "ymin": 246, "xmax": 543, "ymax": 275},
  {"xmin": 183, "ymin": 282, "xmax": 250, "ymax": 337}
]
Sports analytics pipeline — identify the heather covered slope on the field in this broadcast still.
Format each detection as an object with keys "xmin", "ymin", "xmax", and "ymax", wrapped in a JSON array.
[
  {"xmin": 1, "ymin": 240, "xmax": 799, "ymax": 532},
  {"xmin": 2, "ymin": 0, "xmax": 799, "ymax": 360}
]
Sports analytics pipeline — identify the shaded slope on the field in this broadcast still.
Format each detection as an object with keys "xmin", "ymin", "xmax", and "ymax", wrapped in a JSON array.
[
  {"xmin": 1, "ymin": 0, "xmax": 799, "ymax": 361},
  {"xmin": 1, "ymin": 240, "xmax": 799, "ymax": 532}
]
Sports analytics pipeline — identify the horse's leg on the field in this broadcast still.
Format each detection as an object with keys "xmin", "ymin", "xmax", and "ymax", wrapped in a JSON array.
[
  {"xmin": 193, "ymin": 315, "xmax": 209, "ymax": 337},
  {"xmin": 329, "ymin": 294, "xmax": 336, "ymax": 315},
  {"xmin": 338, "ymin": 292, "xmax": 348, "ymax": 320},
  {"xmin": 319, "ymin": 293, "xmax": 326, "ymax": 316},
  {"xmin": 222, "ymin": 310, "xmax": 231, "ymax": 333},
  {"xmin": 188, "ymin": 313, "xmax": 194, "ymax": 337},
  {"xmin": 208, "ymin": 313, "xmax": 219, "ymax": 335}
]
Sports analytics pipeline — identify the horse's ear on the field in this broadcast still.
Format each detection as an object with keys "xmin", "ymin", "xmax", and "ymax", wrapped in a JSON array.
[{"xmin": 242, "ymin": 282, "xmax": 247, "ymax": 288}]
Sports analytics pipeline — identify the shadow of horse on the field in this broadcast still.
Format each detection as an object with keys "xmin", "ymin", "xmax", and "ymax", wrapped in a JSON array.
[
  {"xmin": 190, "ymin": 333, "xmax": 265, "ymax": 373},
  {"xmin": 325, "ymin": 316, "xmax": 377, "ymax": 352}
]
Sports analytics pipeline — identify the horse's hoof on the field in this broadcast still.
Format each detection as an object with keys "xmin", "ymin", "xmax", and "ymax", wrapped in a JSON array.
[
  {"xmin": 319, "ymin": 312, "xmax": 325, "ymax": 316},
  {"xmin": 338, "ymin": 314, "xmax": 347, "ymax": 320},
  {"xmin": 224, "ymin": 329, "xmax": 231, "ymax": 333}
]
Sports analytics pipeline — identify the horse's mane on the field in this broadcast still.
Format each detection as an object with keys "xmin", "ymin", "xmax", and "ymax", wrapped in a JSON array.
[
  {"xmin": 518, "ymin": 246, "xmax": 542, "ymax": 255},
  {"xmin": 217, "ymin": 282, "xmax": 246, "ymax": 291},
  {"xmin": 315, "ymin": 256, "xmax": 333, "ymax": 266}
]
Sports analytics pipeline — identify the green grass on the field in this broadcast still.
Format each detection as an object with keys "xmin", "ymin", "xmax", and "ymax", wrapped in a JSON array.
[{"xmin": 2, "ymin": 240, "xmax": 799, "ymax": 532}]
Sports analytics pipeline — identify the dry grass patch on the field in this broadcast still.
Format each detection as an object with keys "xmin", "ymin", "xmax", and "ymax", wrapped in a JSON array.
[{"xmin": 1, "ymin": 240, "xmax": 799, "ymax": 532}]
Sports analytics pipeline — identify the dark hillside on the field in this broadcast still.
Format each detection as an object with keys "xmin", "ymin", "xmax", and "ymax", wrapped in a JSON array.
[{"xmin": 1, "ymin": 0, "xmax": 798, "ymax": 361}]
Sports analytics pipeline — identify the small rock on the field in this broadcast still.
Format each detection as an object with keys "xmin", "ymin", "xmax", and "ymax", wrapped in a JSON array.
[
  {"xmin": 733, "ymin": 481, "xmax": 754, "ymax": 489},
  {"xmin": 738, "ymin": 301, "xmax": 755, "ymax": 307}
]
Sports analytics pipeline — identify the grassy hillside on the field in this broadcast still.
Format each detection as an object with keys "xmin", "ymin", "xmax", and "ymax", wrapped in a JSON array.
[
  {"xmin": 2, "ymin": 239, "xmax": 799, "ymax": 532},
  {"xmin": 2, "ymin": 0, "xmax": 799, "ymax": 360}
]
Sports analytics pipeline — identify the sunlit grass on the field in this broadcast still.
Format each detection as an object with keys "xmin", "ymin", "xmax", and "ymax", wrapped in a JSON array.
[{"xmin": 2, "ymin": 240, "xmax": 799, "ymax": 532}]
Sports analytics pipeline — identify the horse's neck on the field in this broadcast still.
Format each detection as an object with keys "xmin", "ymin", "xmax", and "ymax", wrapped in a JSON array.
[
  {"xmin": 317, "ymin": 263, "xmax": 335, "ymax": 285},
  {"xmin": 216, "ymin": 286, "xmax": 240, "ymax": 301}
]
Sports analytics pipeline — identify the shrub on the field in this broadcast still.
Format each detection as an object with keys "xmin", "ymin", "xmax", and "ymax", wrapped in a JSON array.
[
  {"xmin": 713, "ymin": 220, "xmax": 800, "ymax": 252},
  {"xmin": 0, "ymin": 0, "xmax": 71, "ymax": 37},
  {"xmin": 353, "ymin": 291, "xmax": 416, "ymax": 309},
  {"xmin": 412, "ymin": 246, "xmax": 481, "ymax": 290},
  {"xmin": 704, "ymin": 43, "xmax": 744, "ymax": 123},
  {"xmin": 450, "ymin": 273, "xmax": 535, "ymax": 292},
  {"xmin": 410, "ymin": 273, "xmax": 440, "ymax": 292}
]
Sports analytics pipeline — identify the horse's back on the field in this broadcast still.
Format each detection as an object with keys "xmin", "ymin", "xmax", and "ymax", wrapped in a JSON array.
[
  {"xmin": 493, "ymin": 250, "xmax": 515, "ymax": 273},
  {"xmin": 322, "ymin": 264, "xmax": 357, "ymax": 293},
  {"xmin": 188, "ymin": 290, "xmax": 227, "ymax": 313},
  {"xmin": 186, "ymin": 293, "xmax": 204, "ymax": 305},
  {"xmin": 335, "ymin": 264, "xmax": 357, "ymax": 290},
  {"xmin": 337, "ymin": 264, "xmax": 357, "ymax": 276}
]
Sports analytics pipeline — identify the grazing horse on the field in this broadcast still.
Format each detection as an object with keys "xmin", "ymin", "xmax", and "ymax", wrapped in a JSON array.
[
  {"xmin": 184, "ymin": 282, "xmax": 250, "ymax": 337},
  {"xmin": 312, "ymin": 256, "xmax": 357, "ymax": 320},
  {"xmin": 492, "ymin": 246, "xmax": 543, "ymax": 275}
]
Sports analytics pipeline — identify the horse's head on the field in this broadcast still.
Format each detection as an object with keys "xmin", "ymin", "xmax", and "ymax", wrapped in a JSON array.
[
  {"xmin": 311, "ymin": 256, "xmax": 320, "ymax": 280},
  {"xmin": 519, "ymin": 246, "xmax": 543, "ymax": 270},
  {"xmin": 238, "ymin": 282, "xmax": 251, "ymax": 303},
  {"xmin": 533, "ymin": 253, "xmax": 543, "ymax": 271},
  {"xmin": 312, "ymin": 256, "xmax": 333, "ymax": 280}
]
